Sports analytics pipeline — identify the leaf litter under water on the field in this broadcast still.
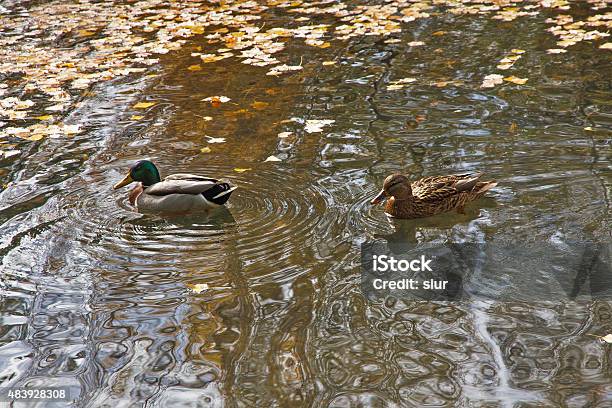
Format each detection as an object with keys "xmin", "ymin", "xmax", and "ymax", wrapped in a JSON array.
[{"xmin": 0, "ymin": 0, "xmax": 610, "ymax": 145}]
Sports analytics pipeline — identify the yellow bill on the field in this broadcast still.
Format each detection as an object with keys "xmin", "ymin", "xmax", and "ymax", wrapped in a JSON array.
[{"xmin": 113, "ymin": 173, "xmax": 134, "ymax": 189}]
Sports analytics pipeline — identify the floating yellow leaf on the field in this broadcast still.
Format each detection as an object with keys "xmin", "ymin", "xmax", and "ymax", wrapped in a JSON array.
[
  {"xmin": 45, "ymin": 104, "xmax": 65, "ymax": 112},
  {"xmin": 35, "ymin": 115, "xmax": 53, "ymax": 121},
  {"xmin": 504, "ymin": 76, "xmax": 528, "ymax": 85},
  {"xmin": 77, "ymin": 30, "xmax": 96, "ymax": 37},
  {"xmin": 264, "ymin": 155, "xmax": 281, "ymax": 162},
  {"xmin": 387, "ymin": 77, "xmax": 417, "ymax": 90},
  {"xmin": 200, "ymin": 54, "xmax": 225, "ymax": 63},
  {"xmin": 27, "ymin": 134, "xmax": 45, "ymax": 141},
  {"xmin": 394, "ymin": 77, "xmax": 417, "ymax": 84},
  {"xmin": 481, "ymin": 74, "xmax": 504, "ymax": 88},
  {"xmin": 557, "ymin": 39, "xmax": 576, "ymax": 48},
  {"xmin": 187, "ymin": 64, "xmax": 202, "ymax": 71},
  {"xmin": 600, "ymin": 43, "xmax": 612, "ymax": 50},
  {"xmin": 432, "ymin": 31, "xmax": 446, "ymax": 36},
  {"xmin": 202, "ymin": 96, "xmax": 230, "ymax": 106},
  {"xmin": 511, "ymin": 49, "xmax": 525, "ymax": 54},
  {"xmin": 233, "ymin": 167, "xmax": 252, "ymax": 173},
  {"xmin": 2, "ymin": 127, "xmax": 30, "ymax": 138},
  {"xmin": 189, "ymin": 26, "xmax": 205, "ymax": 35},
  {"xmin": 322, "ymin": 61, "xmax": 336, "ymax": 66},
  {"xmin": 63, "ymin": 124, "xmax": 82, "ymax": 135},
  {"xmin": 130, "ymin": 115, "xmax": 144, "ymax": 120},
  {"xmin": 266, "ymin": 64, "xmax": 303, "ymax": 76},
  {"xmin": 200, "ymin": 146, "xmax": 212, "ymax": 153},
  {"xmin": 278, "ymin": 132, "xmax": 293, "ymax": 138},
  {"xmin": 497, "ymin": 63, "xmax": 514, "ymax": 70},
  {"xmin": 133, "ymin": 102, "xmax": 156, "ymax": 109},
  {"xmin": 206, "ymin": 136, "xmax": 226, "ymax": 143},
  {"xmin": 304, "ymin": 119, "xmax": 335, "ymax": 133},
  {"xmin": 187, "ymin": 283, "xmax": 209, "ymax": 294}
]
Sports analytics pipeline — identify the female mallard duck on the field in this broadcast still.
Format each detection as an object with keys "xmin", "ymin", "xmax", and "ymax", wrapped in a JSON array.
[
  {"xmin": 371, "ymin": 172, "xmax": 497, "ymax": 219},
  {"xmin": 113, "ymin": 160, "xmax": 236, "ymax": 213}
]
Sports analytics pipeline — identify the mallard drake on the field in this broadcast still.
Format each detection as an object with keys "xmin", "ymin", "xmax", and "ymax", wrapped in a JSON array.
[
  {"xmin": 113, "ymin": 160, "xmax": 236, "ymax": 213},
  {"xmin": 371, "ymin": 172, "xmax": 497, "ymax": 219}
]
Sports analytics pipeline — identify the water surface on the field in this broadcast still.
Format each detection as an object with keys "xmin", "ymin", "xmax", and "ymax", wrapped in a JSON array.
[{"xmin": 1, "ymin": 0, "xmax": 611, "ymax": 407}]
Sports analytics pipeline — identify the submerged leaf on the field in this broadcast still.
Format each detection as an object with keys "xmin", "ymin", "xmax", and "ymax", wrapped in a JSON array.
[{"xmin": 251, "ymin": 101, "xmax": 269, "ymax": 110}]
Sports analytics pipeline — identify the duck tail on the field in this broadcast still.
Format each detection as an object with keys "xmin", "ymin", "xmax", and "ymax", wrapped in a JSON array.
[
  {"xmin": 455, "ymin": 173, "xmax": 483, "ymax": 192},
  {"xmin": 475, "ymin": 180, "xmax": 497, "ymax": 195},
  {"xmin": 203, "ymin": 183, "xmax": 237, "ymax": 205}
]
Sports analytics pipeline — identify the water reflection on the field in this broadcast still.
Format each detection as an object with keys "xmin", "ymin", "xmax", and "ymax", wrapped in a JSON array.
[{"xmin": 1, "ymin": 1, "xmax": 611, "ymax": 407}]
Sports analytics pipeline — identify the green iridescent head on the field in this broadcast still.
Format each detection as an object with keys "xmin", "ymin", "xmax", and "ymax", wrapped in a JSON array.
[{"xmin": 113, "ymin": 160, "xmax": 161, "ymax": 189}]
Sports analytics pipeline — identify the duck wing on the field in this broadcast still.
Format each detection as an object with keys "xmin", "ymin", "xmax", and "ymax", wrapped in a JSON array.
[
  {"xmin": 412, "ymin": 173, "xmax": 483, "ymax": 202},
  {"xmin": 146, "ymin": 174, "xmax": 220, "ymax": 196},
  {"xmin": 164, "ymin": 173, "xmax": 219, "ymax": 183}
]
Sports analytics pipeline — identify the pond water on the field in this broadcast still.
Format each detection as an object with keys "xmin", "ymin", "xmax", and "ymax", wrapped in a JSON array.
[{"xmin": 1, "ymin": 0, "xmax": 611, "ymax": 407}]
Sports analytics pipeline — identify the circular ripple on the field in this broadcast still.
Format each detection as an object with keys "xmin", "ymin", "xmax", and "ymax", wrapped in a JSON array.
[
  {"xmin": 60, "ymin": 164, "xmax": 333, "ymax": 283},
  {"xmin": 227, "ymin": 166, "xmax": 333, "ymax": 281}
]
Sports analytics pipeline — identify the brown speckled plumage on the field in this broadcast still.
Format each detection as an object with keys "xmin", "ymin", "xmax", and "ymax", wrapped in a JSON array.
[{"xmin": 372, "ymin": 172, "xmax": 497, "ymax": 219}]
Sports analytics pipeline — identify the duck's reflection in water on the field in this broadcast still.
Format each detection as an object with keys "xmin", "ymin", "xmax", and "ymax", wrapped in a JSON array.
[{"xmin": 374, "ymin": 197, "xmax": 496, "ymax": 245}]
